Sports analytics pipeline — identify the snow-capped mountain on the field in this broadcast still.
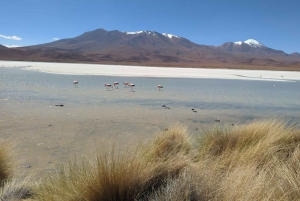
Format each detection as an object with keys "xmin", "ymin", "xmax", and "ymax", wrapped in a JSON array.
[
  {"xmin": 162, "ymin": 33, "xmax": 180, "ymax": 39},
  {"xmin": 217, "ymin": 39, "xmax": 286, "ymax": 56},
  {"xmin": 124, "ymin": 31, "xmax": 152, "ymax": 35},
  {"xmin": 28, "ymin": 28, "xmax": 198, "ymax": 52},
  {"xmin": 123, "ymin": 31, "xmax": 181, "ymax": 39},
  {"xmin": 234, "ymin": 39, "xmax": 265, "ymax": 48},
  {"xmin": 18, "ymin": 28, "xmax": 214, "ymax": 63}
]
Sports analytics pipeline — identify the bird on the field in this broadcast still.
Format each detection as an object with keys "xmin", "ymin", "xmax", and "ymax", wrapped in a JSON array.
[
  {"xmin": 113, "ymin": 82, "xmax": 119, "ymax": 89},
  {"xmin": 73, "ymin": 81, "xmax": 78, "ymax": 87},
  {"xmin": 105, "ymin": 83, "xmax": 112, "ymax": 90},
  {"xmin": 123, "ymin": 82, "xmax": 129, "ymax": 87},
  {"xmin": 128, "ymin": 83, "xmax": 135, "ymax": 91},
  {"xmin": 157, "ymin": 85, "xmax": 163, "ymax": 91}
]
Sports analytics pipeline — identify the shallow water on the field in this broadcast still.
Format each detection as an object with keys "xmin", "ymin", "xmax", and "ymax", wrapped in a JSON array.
[
  {"xmin": 0, "ymin": 67, "xmax": 300, "ymax": 172},
  {"xmin": 1, "ymin": 67, "xmax": 300, "ymax": 117}
]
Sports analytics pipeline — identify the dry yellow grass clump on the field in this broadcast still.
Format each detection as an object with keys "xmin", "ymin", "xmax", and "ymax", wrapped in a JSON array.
[
  {"xmin": 0, "ymin": 141, "xmax": 34, "ymax": 201},
  {"xmin": 194, "ymin": 119, "xmax": 300, "ymax": 200},
  {"xmin": 32, "ymin": 124, "xmax": 191, "ymax": 201},
  {"xmin": 0, "ymin": 141, "xmax": 14, "ymax": 186},
  {"xmin": 0, "ymin": 119, "xmax": 300, "ymax": 200}
]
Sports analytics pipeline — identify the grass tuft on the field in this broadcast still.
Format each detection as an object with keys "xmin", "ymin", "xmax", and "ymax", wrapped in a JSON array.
[
  {"xmin": 194, "ymin": 119, "xmax": 300, "ymax": 200},
  {"xmin": 0, "ymin": 176, "xmax": 34, "ymax": 201},
  {"xmin": 0, "ymin": 141, "xmax": 14, "ymax": 187},
  {"xmin": 32, "ymin": 125, "xmax": 191, "ymax": 201},
  {"xmin": 143, "ymin": 124, "xmax": 191, "ymax": 160}
]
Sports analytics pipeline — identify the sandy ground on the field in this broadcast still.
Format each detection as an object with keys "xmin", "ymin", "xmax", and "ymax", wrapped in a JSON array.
[
  {"xmin": 1, "ymin": 60, "xmax": 300, "ymax": 81},
  {"xmin": 2, "ymin": 98, "xmax": 244, "ymax": 176}
]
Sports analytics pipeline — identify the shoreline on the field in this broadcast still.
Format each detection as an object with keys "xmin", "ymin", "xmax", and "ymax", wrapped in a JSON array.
[{"xmin": 1, "ymin": 60, "xmax": 300, "ymax": 82}]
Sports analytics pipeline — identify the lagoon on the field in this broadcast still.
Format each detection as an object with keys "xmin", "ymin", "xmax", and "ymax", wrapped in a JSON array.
[{"xmin": 0, "ymin": 61, "xmax": 300, "ymax": 173}]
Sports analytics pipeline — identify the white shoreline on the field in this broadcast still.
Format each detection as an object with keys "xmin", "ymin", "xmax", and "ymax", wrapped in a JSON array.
[{"xmin": 1, "ymin": 60, "xmax": 299, "ymax": 82}]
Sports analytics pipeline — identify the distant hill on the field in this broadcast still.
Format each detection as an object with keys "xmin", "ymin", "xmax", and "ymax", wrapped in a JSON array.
[{"xmin": 0, "ymin": 29, "xmax": 299, "ymax": 70}]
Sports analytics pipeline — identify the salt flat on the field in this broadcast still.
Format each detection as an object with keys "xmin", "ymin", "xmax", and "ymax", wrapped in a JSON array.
[{"xmin": 1, "ymin": 60, "xmax": 299, "ymax": 81}]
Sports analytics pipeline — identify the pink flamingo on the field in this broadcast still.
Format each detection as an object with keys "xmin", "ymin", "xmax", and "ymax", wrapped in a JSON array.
[
  {"xmin": 129, "ymin": 83, "xmax": 135, "ymax": 91},
  {"xmin": 123, "ymin": 82, "xmax": 129, "ymax": 87},
  {"xmin": 73, "ymin": 81, "xmax": 78, "ymax": 87},
  {"xmin": 105, "ymin": 83, "xmax": 112, "ymax": 90},
  {"xmin": 157, "ymin": 85, "xmax": 163, "ymax": 91},
  {"xmin": 114, "ymin": 82, "xmax": 119, "ymax": 89}
]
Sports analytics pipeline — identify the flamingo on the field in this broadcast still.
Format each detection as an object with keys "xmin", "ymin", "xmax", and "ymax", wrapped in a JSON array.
[
  {"xmin": 73, "ymin": 81, "xmax": 78, "ymax": 87},
  {"xmin": 105, "ymin": 83, "xmax": 112, "ymax": 90},
  {"xmin": 123, "ymin": 82, "xmax": 129, "ymax": 87},
  {"xmin": 114, "ymin": 82, "xmax": 119, "ymax": 89},
  {"xmin": 128, "ymin": 83, "xmax": 135, "ymax": 91},
  {"xmin": 157, "ymin": 85, "xmax": 163, "ymax": 91}
]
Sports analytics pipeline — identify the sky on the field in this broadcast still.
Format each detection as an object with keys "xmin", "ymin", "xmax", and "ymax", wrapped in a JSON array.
[{"xmin": 1, "ymin": 0, "xmax": 299, "ymax": 53}]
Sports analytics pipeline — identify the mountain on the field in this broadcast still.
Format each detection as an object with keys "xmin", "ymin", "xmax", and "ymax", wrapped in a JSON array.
[
  {"xmin": 30, "ymin": 29, "xmax": 196, "ymax": 53},
  {"xmin": 0, "ymin": 29, "xmax": 299, "ymax": 70},
  {"xmin": 28, "ymin": 29, "xmax": 199, "ymax": 52},
  {"xmin": 21, "ymin": 29, "xmax": 232, "ymax": 64},
  {"xmin": 217, "ymin": 39, "xmax": 287, "ymax": 56},
  {"xmin": 0, "ymin": 44, "xmax": 28, "ymax": 59},
  {"xmin": 290, "ymin": 52, "xmax": 300, "ymax": 57},
  {"xmin": 0, "ymin": 44, "xmax": 7, "ymax": 49}
]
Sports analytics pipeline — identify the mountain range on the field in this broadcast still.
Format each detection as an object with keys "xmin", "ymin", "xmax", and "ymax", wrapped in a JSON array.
[{"xmin": 1, "ymin": 28, "xmax": 300, "ymax": 70}]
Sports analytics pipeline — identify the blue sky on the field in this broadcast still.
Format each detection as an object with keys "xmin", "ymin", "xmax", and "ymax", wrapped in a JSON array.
[{"xmin": 1, "ymin": 0, "xmax": 299, "ymax": 53}]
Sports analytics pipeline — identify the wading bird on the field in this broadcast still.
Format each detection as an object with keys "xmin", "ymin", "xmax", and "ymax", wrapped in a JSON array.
[
  {"xmin": 73, "ymin": 81, "xmax": 78, "ymax": 87},
  {"xmin": 114, "ymin": 82, "xmax": 119, "ymax": 89},
  {"xmin": 105, "ymin": 83, "xmax": 112, "ymax": 90},
  {"xmin": 123, "ymin": 82, "xmax": 129, "ymax": 87},
  {"xmin": 129, "ymin": 83, "xmax": 135, "ymax": 91},
  {"xmin": 157, "ymin": 85, "xmax": 163, "ymax": 91}
]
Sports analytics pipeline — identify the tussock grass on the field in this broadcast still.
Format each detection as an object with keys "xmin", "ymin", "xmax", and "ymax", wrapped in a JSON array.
[
  {"xmin": 1, "ymin": 119, "xmax": 300, "ymax": 200},
  {"xmin": 147, "ymin": 169, "xmax": 198, "ymax": 201},
  {"xmin": 143, "ymin": 124, "xmax": 191, "ymax": 160},
  {"xmin": 194, "ymin": 119, "xmax": 300, "ymax": 200},
  {"xmin": 0, "ymin": 140, "xmax": 33, "ymax": 201},
  {"xmin": 0, "ymin": 176, "xmax": 34, "ymax": 201},
  {"xmin": 0, "ymin": 141, "xmax": 14, "ymax": 187},
  {"xmin": 32, "ymin": 125, "xmax": 191, "ymax": 201},
  {"xmin": 197, "ymin": 120, "xmax": 300, "ymax": 167}
]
